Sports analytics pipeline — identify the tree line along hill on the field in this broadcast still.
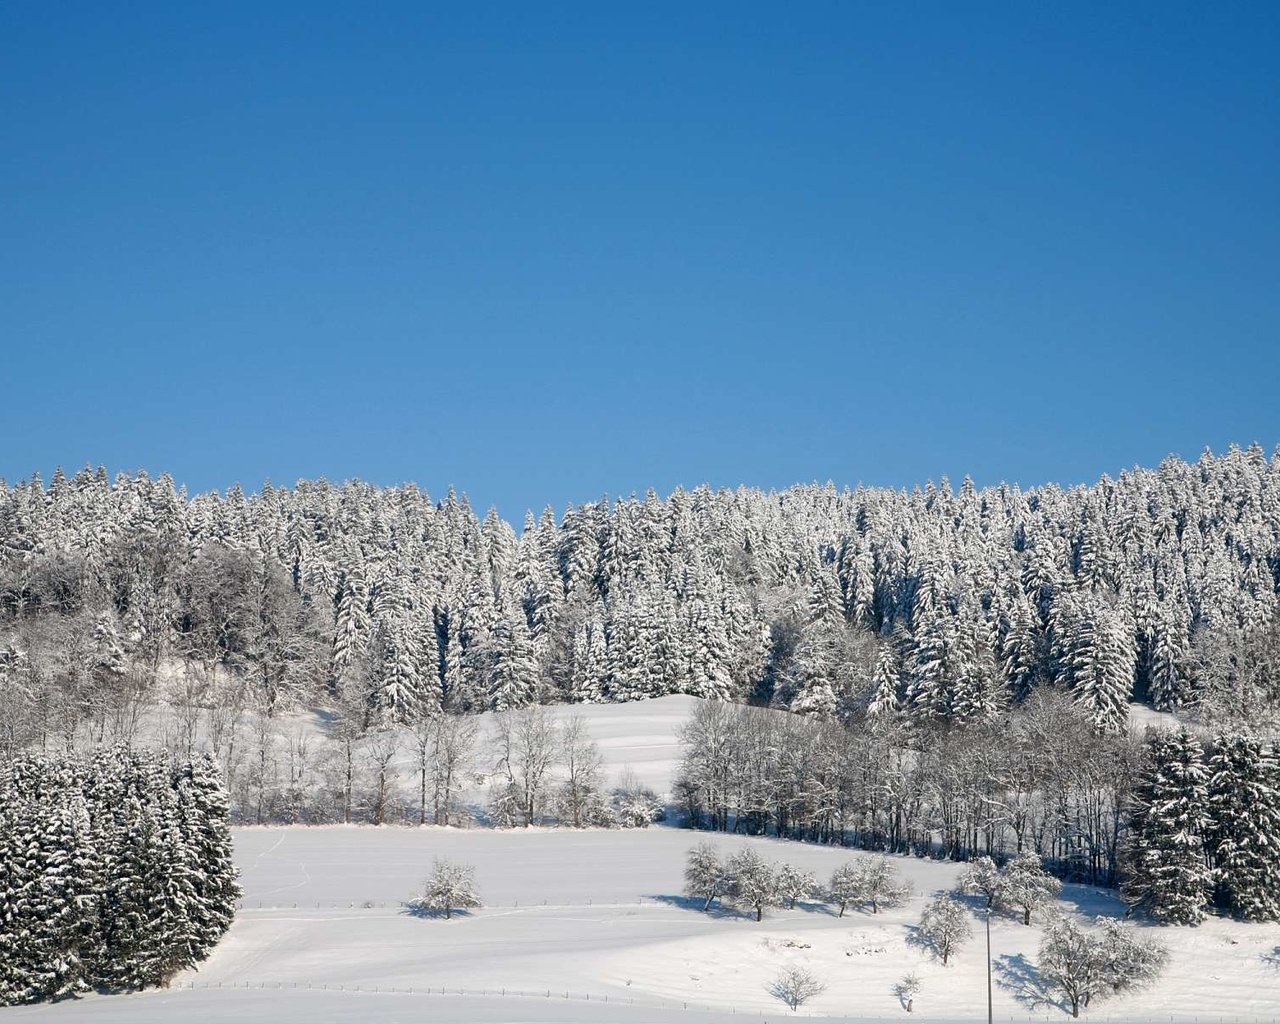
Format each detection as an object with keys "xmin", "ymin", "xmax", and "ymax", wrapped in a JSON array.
[{"xmin": 1, "ymin": 444, "xmax": 1278, "ymax": 746}]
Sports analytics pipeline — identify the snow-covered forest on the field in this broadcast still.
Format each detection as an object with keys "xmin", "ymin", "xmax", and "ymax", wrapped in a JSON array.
[
  {"xmin": 0, "ymin": 749, "xmax": 239, "ymax": 1005},
  {"xmin": 3, "ymin": 445, "xmax": 1278, "ymax": 740}
]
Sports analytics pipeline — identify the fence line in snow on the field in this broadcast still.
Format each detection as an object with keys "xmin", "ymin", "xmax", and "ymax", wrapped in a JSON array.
[
  {"xmin": 235, "ymin": 892, "xmax": 937, "ymax": 910},
  {"xmin": 169, "ymin": 980, "xmax": 1278, "ymax": 1024}
]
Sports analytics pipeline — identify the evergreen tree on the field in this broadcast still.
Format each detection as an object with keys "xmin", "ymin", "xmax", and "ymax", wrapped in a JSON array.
[
  {"xmin": 1206, "ymin": 734, "xmax": 1280, "ymax": 921},
  {"xmin": 1064, "ymin": 599, "xmax": 1135, "ymax": 732},
  {"xmin": 1122, "ymin": 730, "xmax": 1212, "ymax": 924},
  {"xmin": 488, "ymin": 616, "xmax": 540, "ymax": 711}
]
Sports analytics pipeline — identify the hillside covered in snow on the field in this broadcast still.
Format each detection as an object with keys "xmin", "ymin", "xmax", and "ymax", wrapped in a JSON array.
[{"xmin": 8, "ymin": 699, "xmax": 1280, "ymax": 1024}]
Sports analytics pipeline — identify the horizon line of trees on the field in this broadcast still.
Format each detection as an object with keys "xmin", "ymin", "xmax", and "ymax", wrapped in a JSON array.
[{"xmin": 1, "ymin": 445, "xmax": 1278, "ymax": 748}]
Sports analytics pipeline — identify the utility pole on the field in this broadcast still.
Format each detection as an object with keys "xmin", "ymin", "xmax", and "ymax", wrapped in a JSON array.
[{"xmin": 985, "ymin": 903, "xmax": 993, "ymax": 1024}]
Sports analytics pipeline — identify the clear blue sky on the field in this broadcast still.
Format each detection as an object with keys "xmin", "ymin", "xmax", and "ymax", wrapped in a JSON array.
[{"xmin": 3, "ymin": 3, "xmax": 1277, "ymax": 518}]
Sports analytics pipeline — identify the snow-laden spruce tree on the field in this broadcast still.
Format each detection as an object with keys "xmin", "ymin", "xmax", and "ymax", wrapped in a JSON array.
[
  {"xmin": 487, "ymin": 615, "xmax": 540, "ymax": 711},
  {"xmin": 1061, "ymin": 597, "xmax": 1135, "ymax": 733},
  {"xmin": 1206, "ymin": 733, "xmax": 1280, "ymax": 920},
  {"xmin": 866, "ymin": 641, "xmax": 904, "ymax": 725},
  {"xmin": 1145, "ymin": 604, "xmax": 1193, "ymax": 711},
  {"xmin": 917, "ymin": 893, "xmax": 971, "ymax": 965},
  {"xmin": 174, "ymin": 753, "xmax": 241, "ymax": 961},
  {"xmin": 0, "ymin": 760, "xmax": 102, "ymax": 1004},
  {"xmin": 1122, "ymin": 730, "xmax": 1211, "ymax": 924},
  {"xmin": 410, "ymin": 857, "xmax": 481, "ymax": 919}
]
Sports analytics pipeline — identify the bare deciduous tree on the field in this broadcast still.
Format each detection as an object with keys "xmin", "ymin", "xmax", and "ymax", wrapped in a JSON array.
[{"xmin": 770, "ymin": 967, "xmax": 826, "ymax": 1011}]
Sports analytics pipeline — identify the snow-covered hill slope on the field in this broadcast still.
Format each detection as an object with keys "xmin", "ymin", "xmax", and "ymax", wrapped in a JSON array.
[{"xmin": 11, "ymin": 698, "xmax": 1280, "ymax": 1024}]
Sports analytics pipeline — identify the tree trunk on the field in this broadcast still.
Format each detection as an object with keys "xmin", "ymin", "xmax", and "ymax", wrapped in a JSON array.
[
  {"xmin": 419, "ymin": 763, "xmax": 428, "ymax": 825},
  {"xmin": 1024, "ymin": 907, "xmax": 1031, "ymax": 926},
  {"xmin": 756, "ymin": 905, "xmax": 762, "ymax": 922}
]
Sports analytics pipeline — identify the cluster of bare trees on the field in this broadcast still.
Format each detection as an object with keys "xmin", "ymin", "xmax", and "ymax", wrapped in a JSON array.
[
  {"xmin": 675, "ymin": 694, "xmax": 1140, "ymax": 885},
  {"xmin": 683, "ymin": 843, "xmax": 909, "ymax": 922},
  {"xmin": 204, "ymin": 703, "xmax": 661, "ymax": 828}
]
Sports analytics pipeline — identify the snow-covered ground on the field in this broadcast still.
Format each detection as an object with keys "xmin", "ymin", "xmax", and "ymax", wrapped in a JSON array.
[{"xmin": 12, "ymin": 698, "xmax": 1280, "ymax": 1023}]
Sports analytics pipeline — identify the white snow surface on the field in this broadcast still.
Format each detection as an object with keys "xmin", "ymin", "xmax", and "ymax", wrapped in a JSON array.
[{"xmin": 12, "ymin": 696, "xmax": 1280, "ymax": 1023}]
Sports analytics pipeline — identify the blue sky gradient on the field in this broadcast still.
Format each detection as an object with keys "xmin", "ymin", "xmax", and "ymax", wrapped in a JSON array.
[{"xmin": 3, "ymin": 3, "xmax": 1277, "ymax": 517}]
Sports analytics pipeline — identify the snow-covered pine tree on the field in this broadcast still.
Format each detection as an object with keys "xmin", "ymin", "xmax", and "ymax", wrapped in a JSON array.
[
  {"xmin": 906, "ymin": 604, "xmax": 956, "ymax": 721},
  {"xmin": 331, "ymin": 566, "xmax": 370, "ymax": 689},
  {"xmin": 368, "ymin": 617, "xmax": 425, "ymax": 723},
  {"xmin": 1063, "ymin": 598, "xmax": 1135, "ymax": 732},
  {"xmin": 487, "ymin": 615, "xmax": 540, "ymax": 711},
  {"xmin": 784, "ymin": 621, "xmax": 840, "ymax": 718},
  {"xmin": 1206, "ymin": 733, "xmax": 1280, "ymax": 921},
  {"xmin": 174, "ymin": 754, "xmax": 241, "ymax": 960},
  {"xmin": 0, "ymin": 757, "xmax": 102, "ymax": 1004},
  {"xmin": 1122, "ymin": 730, "xmax": 1212, "ymax": 924},
  {"xmin": 866, "ymin": 640, "xmax": 903, "ymax": 725},
  {"xmin": 1146, "ymin": 605, "xmax": 1193, "ymax": 711}
]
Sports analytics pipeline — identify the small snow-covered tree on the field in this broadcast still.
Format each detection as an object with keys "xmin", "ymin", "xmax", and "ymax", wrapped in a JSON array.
[
  {"xmin": 555, "ymin": 715, "xmax": 606, "ymax": 827},
  {"xmin": 918, "ymin": 894, "xmax": 971, "ymax": 965},
  {"xmin": 1092, "ymin": 918, "xmax": 1167, "ymax": 998},
  {"xmin": 684, "ymin": 842, "xmax": 730, "ymax": 911},
  {"xmin": 1001, "ymin": 851, "xmax": 1062, "ymax": 925},
  {"xmin": 1037, "ymin": 916, "xmax": 1096, "ymax": 1019},
  {"xmin": 894, "ymin": 972, "xmax": 922, "ymax": 1013},
  {"xmin": 727, "ymin": 848, "xmax": 781, "ymax": 922},
  {"xmin": 610, "ymin": 770, "xmax": 663, "ymax": 828},
  {"xmin": 770, "ymin": 966, "xmax": 826, "ymax": 1011},
  {"xmin": 861, "ymin": 857, "xmax": 910, "ymax": 913},
  {"xmin": 959, "ymin": 855, "xmax": 1002, "ymax": 909},
  {"xmin": 1038, "ymin": 915, "xmax": 1166, "ymax": 1019},
  {"xmin": 775, "ymin": 862, "xmax": 816, "ymax": 910},
  {"xmin": 827, "ymin": 862, "xmax": 864, "ymax": 918},
  {"xmin": 410, "ymin": 857, "xmax": 481, "ymax": 920}
]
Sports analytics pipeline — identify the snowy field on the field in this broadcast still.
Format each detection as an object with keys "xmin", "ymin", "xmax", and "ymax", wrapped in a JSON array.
[{"xmin": 11, "ymin": 697, "xmax": 1280, "ymax": 1024}]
